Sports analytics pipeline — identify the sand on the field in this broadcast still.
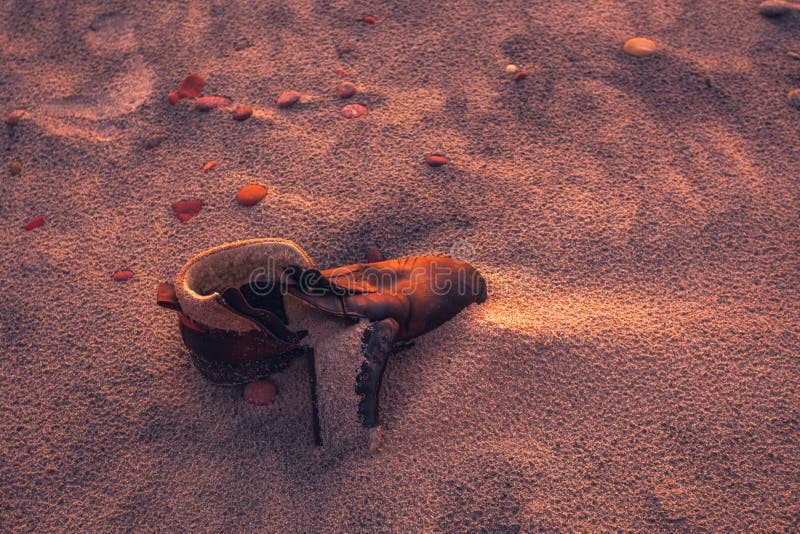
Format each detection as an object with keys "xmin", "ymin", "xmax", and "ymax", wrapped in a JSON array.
[{"xmin": 1, "ymin": 0, "xmax": 799, "ymax": 531}]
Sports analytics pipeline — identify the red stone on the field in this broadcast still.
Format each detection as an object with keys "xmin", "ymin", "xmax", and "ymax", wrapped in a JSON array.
[
  {"xmin": 195, "ymin": 96, "xmax": 230, "ymax": 111},
  {"xmin": 337, "ymin": 81, "xmax": 357, "ymax": 98},
  {"xmin": 277, "ymin": 91, "xmax": 301, "ymax": 108},
  {"xmin": 24, "ymin": 216, "xmax": 45, "ymax": 231},
  {"xmin": 236, "ymin": 184, "xmax": 267, "ymax": 206},
  {"xmin": 202, "ymin": 160, "xmax": 217, "ymax": 172},
  {"xmin": 172, "ymin": 199, "xmax": 204, "ymax": 222},
  {"xmin": 243, "ymin": 380, "xmax": 277, "ymax": 405},
  {"xmin": 363, "ymin": 15, "xmax": 377, "ymax": 24},
  {"xmin": 426, "ymin": 154, "xmax": 448, "ymax": 167},
  {"xmin": 167, "ymin": 92, "xmax": 181, "ymax": 105},
  {"xmin": 232, "ymin": 105, "xmax": 253, "ymax": 121},
  {"xmin": 513, "ymin": 71, "xmax": 530, "ymax": 82},
  {"xmin": 112, "ymin": 270, "xmax": 134, "ymax": 281},
  {"xmin": 177, "ymin": 74, "xmax": 205, "ymax": 98},
  {"xmin": 5, "ymin": 109, "xmax": 25, "ymax": 126},
  {"xmin": 340, "ymin": 103, "xmax": 368, "ymax": 118}
]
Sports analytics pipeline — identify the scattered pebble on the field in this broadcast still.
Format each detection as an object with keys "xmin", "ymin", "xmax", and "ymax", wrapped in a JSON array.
[
  {"xmin": 363, "ymin": 15, "xmax": 377, "ymax": 24},
  {"xmin": 177, "ymin": 73, "xmax": 205, "ymax": 98},
  {"xmin": 513, "ymin": 71, "xmax": 530, "ymax": 82},
  {"xmin": 112, "ymin": 270, "xmax": 134, "ymax": 282},
  {"xmin": 167, "ymin": 92, "xmax": 181, "ymax": 105},
  {"xmin": 195, "ymin": 96, "xmax": 231, "ymax": 111},
  {"xmin": 243, "ymin": 380, "xmax": 277, "ymax": 405},
  {"xmin": 9, "ymin": 161, "xmax": 22, "ymax": 176},
  {"xmin": 172, "ymin": 199, "xmax": 204, "ymax": 222},
  {"xmin": 340, "ymin": 103, "xmax": 368, "ymax": 118},
  {"xmin": 24, "ymin": 215, "xmax": 45, "ymax": 232},
  {"xmin": 505, "ymin": 64, "xmax": 519, "ymax": 74},
  {"xmin": 787, "ymin": 51, "xmax": 800, "ymax": 60},
  {"xmin": 237, "ymin": 184, "xmax": 268, "ymax": 206},
  {"xmin": 623, "ymin": 37, "xmax": 657, "ymax": 58},
  {"xmin": 338, "ymin": 81, "xmax": 357, "ymax": 98},
  {"xmin": 144, "ymin": 133, "xmax": 167, "ymax": 149},
  {"xmin": 426, "ymin": 154, "xmax": 448, "ymax": 167},
  {"xmin": 233, "ymin": 37, "xmax": 252, "ymax": 51},
  {"xmin": 277, "ymin": 91, "xmax": 301, "ymax": 108},
  {"xmin": 788, "ymin": 88, "xmax": 800, "ymax": 108},
  {"xmin": 5, "ymin": 109, "xmax": 25, "ymax": 126},
  {"xmin": 232, "ymin": 105, "xmax": 253, "ymax": 121},
  {"xmin": 202, "ymin": 160, "xmax": 217, "ymax": 172},
  {"xmin": 367, "ymin": 245, "xmax": 384, "ymax": 263},
  {"xmin": 759, "ymin": 0, "xmax": 796, "ymax": 16}
]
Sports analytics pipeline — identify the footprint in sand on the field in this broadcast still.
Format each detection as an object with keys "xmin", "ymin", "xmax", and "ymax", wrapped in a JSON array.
[{"xmin": 39, "ymin": 12, "xmax": 153, "ymax": 139}]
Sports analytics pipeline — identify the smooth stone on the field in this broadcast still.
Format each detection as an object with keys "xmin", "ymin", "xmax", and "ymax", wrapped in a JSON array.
[
  {"xmin": 172, "ymin": 199, "xmax": 204, "ymax": 222},
  {"xmin": 340, "ymin": 103, "xmax": 368, "ymax": 118},
  {"xmin": 243, "ymin": 380, "xmax": 277, "ymax": 405},
  {"xmin": 426, "ymin": 154, "xmax": 448, "ymax": 167},
  {"xmin": 363, "ymin": 15, "xmax": 376, "ymax": 24},
  {"xmin": 112, "ymin": 270, "xmax": 134, "ymax": 281},
  {"xmin": 337, "ymin": 81, "xmax": 357, "ymax": 98},
  {"xmin": 9, "ymin": 161, "xmax": 22, "ymax": 176},
  {"xmin": 195, "ymin": 96, "xmax": 230, "ymax": 111},
  {"xmin": 759, "ymin": 0, "xmax": 794, "ymax": 16},
  {"xmin": 25, "ymin": 215, "xmax": 45, "ymax": 231},
  {"xmin": 167, "ymin": 92, "xmax": 181, "ymax": 105},
  {"xmin": 144, "ymin": 133, "xmax": 167, "ymax": 149},
  {"xmin": 788, "ymin": 88, "xmax": 800, "ymax": 108},
  {"xmin": 277, "ymin": 91, "xmax": 301, "ymax": 108},
  {"xmin": 623, "ymin": 37, "xmax": 657, "ymax": 58},
  {"xmin": 236, "ymin": 184, "xmax": 267, "ymax": 206},
  {"xmin": 202, "ymin": 160, "xmax": 217, "ymax": 172},
  {"xmin": 232, "ymin": 105, "xmax": 253, "ymax": 121},
  {"xmin": 513, "ymin": 71, "xmax": 530, "ymax": 82},
  {"xmin": 505, "ymin": 64, "xmax": 519, "ymax": 74},
  {"xmin": 177, "ymin": 73, "xmax": 205, "ymax": 98},
  {"xmin": 5, "ymin": 109, "xmax": 25, "ymax": 125}
]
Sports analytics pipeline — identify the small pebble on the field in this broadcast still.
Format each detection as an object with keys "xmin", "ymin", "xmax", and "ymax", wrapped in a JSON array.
[
  {"xmin": 112, "ymin": 270, "xmax": 134, "ymax": 282},
  {"xmin": 232, "ymin": 105, "xmax": 253, "ymax": 121},
  {"xmin": 623, "ymin": 37, "xmax": 657, "ymax": 58},
  {"xmin": 367, "ymin": 245, "xmax": 384, "ymax": 263},
  {"xmin": 236, "ymin": 184, "xmax": 267, "ymax": 206},
  {"xmin": 167, "ymin": 92, "xmax": 181, "ymax": 105},
  {"xmin": 244, "ymin": 380, "xmax": 277, "ymax": 405},
  {"xmin": 426, "ymin": 154, "xmax": 448, "ymax": 167},
  {"xmin": 202, "ymin": 160, "xmax": 217, "ymax": 172},
  {"xmin": 144, "ymin": 133, "xmax": 167, "ymax": 149},
  {"xmin": 233, "ymin": 37, "xmax": 252, "ymax": 51},
  {"xmin": 513, "ymin": 71, "xmax": 530, "ymax": 82},
  {"xmin": 340, "ymin": 103, "xmax": 368, "ymax": 118},
  {"xmin": 788, "ymin": 88, "xmax": 800, "ymax": 108},
  {"xmin": 787, "ymin": 51, "xmax": 800, "ymax": 60},
  {"xmin": 277, "ymin": 91, "xmax": 301, "ymax": 108},
  {"xmin": 24, "ymin": 215, "xmax": 45, "ymax": 232},
  {"xmin": 338, "ymin": 81, "xmax": 357, "ymax": 98},
  {"xmin": 505, "ymin": 64, "xmax": 519, "ymax": 74},
  {"xmin": 759, "ymin": 0, "xmax": 794, "ymax": 16},
  {"xmin": 5, "ymin": 109, "xmax": 25, "ymax": 126},
  {"xmin": 9, "ymin": 161, "xmax": 22, "ymax": 176},
  {"xmin": 363, "ymin": 15, "xmax": 377, "ymax": 24},
  {"xmin": 177, "ymin": 73, "xmax": 205, "ymax": 98},
  {"xmin": 172, "ymin": 199, "xmax": 204, "ymax": 222},
  {"xmin": 195, "ymin": 96, "xmax": 230, "ymax": 111}
]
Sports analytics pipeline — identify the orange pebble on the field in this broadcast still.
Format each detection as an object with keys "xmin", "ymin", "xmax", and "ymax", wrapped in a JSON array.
[
  {"xmin": 202, "ymin": 160, "xmax": 217, "ymax": 172},
  {"xmin": 236, "ymin": 184, "xmax": 267, "ymax": 206},
  {"xmin": 112, "ymin": 270, "xmax": 134, "ymax": 281}
]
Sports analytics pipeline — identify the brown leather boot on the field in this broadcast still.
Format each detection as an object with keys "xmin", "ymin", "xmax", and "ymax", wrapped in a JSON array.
[{"xmin": 157, "ymin": 238, "xmax": 487, "ymax": 442}]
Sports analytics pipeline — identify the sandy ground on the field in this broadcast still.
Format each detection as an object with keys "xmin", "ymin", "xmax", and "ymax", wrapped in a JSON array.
[{"xmin": 1, "ymin": 0, "xmax": 799, "ymax": 531}]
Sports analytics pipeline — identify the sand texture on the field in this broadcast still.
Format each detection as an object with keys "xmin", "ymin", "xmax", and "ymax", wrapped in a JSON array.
[{"xmin": 1, "ymin": 0, "xmax": 799, "ymax": 531}]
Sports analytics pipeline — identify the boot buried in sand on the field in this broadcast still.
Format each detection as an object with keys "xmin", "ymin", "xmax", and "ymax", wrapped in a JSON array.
[{"xmin": 156, "ymin": 238, "xmax": 487, "ymax": 449}]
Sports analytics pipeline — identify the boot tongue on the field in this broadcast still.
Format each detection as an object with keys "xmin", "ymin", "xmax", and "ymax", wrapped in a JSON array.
[{"xmin": 219, "ymin": 287, "xmax": 307, "ymax": 344}]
